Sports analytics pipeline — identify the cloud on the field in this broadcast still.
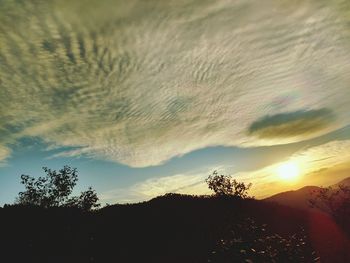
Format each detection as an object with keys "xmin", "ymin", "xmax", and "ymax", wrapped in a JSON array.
[
  {"xmin": 303, "ymin": 162, "xmax": 350, "ymax": 187},
  {"xmin": 0, "ymin": 146, "xmax": 11, "ymax": 166},
  {"xmin": 100, "ymin": 167, "xmax": 228, "ymax": 203},
  {"xmin": 0, "ymin": 0, "xmax": 350, "ymax": 166},
  {"xmin": 99, "ymin": 139, "xmax": 350, "ymax": 203},
  {"xmin": 100, "ymin": 171, "xmax": 209, "ymax": 203},
  {"xmin": 248, "ymin": 108, "xmax": 336, "ymax": 139},
  {"xmin": 289, "ymin": 140, "xmax": 350, "ymax": 171},
  {"xmin": 234, "ymin": 140, "xmax": 350, "ymax": 198},
  {"xmin": 132, "ymin": 172, "xmax": 209, "ymax": 197}
]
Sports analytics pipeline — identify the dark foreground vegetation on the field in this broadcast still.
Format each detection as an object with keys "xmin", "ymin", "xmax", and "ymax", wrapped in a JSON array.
[{"xmin": 1, "ymin": 167, "xmax": 350, "ymax": 263}]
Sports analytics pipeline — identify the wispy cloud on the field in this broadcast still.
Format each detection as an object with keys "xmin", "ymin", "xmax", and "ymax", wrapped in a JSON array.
[
  {"xmin": 0, "ymin": 146, "xmax": 10, "ymax": 166},
  {"xmin": 0, "ymin": 0, "xmax": 350, "ymax": 166},
  {"xmin": 98, "ymin": 138, "xmax": 350, "ymax": 203},
  {"xmin": 290, "ymin": 140, "xmax": 350, "ymax": 170},
  {"xmin": 233, "ymin": 140, "xmax": 350, "ymax": 198},
  {"xmin": 100, "ymin": 167, "xmax": 229, "ymax": 203}
]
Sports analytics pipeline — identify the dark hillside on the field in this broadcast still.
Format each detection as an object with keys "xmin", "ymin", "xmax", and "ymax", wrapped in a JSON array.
[
  {"xmin": 334, "ymin": 177, "xmax": 350, "ymax": 187},
  {"xmin": 263, "ymin": 186, "xmax": 321, "ymax": 210},
  {"xmin": 263, "ymin": 177, "xmax": 350, "ymax": 211},
  {"xmin": 1, "ymin": 195, "xmax": 349, "ymax": 262}
]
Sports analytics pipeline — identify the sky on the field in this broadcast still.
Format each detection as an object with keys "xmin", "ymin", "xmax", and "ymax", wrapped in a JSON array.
[{"xmin": 0, "ymin": 0, "xmax": 350, "ymax": 206}]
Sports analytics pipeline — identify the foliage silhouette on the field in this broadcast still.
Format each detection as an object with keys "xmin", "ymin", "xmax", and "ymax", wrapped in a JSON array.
[
  {"xmin": 206, "ymin": 171, "xmax": 252, "ymax": 198},
  {"xmin": 309, "ymin": 184, "xmax": 350, "ymax": 233},
  {"xmin": 16, "ymin": 166, "xmax": 100, "ymax": 211},
  {"xmin": 1, "ymin": 168, "xmax": 349, "ymax": 262},
  {"xmin": 208, "ymin": 217, "xmax": 318, "ymax": 263}
]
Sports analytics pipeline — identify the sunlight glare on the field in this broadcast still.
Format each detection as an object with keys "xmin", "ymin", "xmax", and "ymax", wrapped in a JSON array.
[{"xmin": 276, "ymin": 162, "xmax": 300, "ymax": 182}]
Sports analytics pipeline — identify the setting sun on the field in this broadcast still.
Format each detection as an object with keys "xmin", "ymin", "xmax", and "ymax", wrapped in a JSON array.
[{"xmin": 276, "ymin": 162, "xmax": 300, "ymax": 181}]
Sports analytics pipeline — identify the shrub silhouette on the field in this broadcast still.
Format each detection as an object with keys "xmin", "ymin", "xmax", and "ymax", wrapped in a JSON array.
[
  {"xmin": 208, "ymin": 217, "xmax": 318, "ymax": 263},
  {"xmin": 309, "ymin": 184, "xmax": 350, "ymax": 233},
  {"xmin": 2, "ymin": 168, "xmax": 343, "ymax": 262},
  {"xmin": 206, "ymin": 171, "xmax": 252, "ymax": 198},
  {"xmin": 16, "ymin": 165, "xmax": 100, "ymax": 211}
]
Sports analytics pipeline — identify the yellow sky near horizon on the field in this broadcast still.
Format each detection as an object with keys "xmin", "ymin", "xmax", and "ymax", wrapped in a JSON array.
[{"xmin": 99, "ymin": 139, "xmax": 350, "ymax": 203}]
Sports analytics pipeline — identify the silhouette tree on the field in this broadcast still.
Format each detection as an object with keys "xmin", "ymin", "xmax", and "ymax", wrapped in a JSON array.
[
  {"xmin": 16, "ymin": 165, "xmax": 100, "ymax": 211},
  {"xmin": 64, "ymin": 187, "xmax": 100, "ymax": 211},
  {"xmin": 309, "ymin": 184, "xmax": 350, "ymax": 231},
  {"xmin": 206, "ymin": 171, "xmax": 252, "ymax": 198}
]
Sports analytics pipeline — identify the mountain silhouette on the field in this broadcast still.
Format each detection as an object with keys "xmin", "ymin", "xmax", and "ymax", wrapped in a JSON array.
[
  {"xmin": 263, "ymin": 177, "xmax": 350, "ymax": 211},
  {"xmin": 334, "ymin": 177, "xmax": 350, "ymax": 187},
  {"xmin": 1, "ymin": 178, "xmax": 350, "ymax": 262},
  {"xmin": 1, "ymin": 193, "xmax": 350, "ymax": 262}
]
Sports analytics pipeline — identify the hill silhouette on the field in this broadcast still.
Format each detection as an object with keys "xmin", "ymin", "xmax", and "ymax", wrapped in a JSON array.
[
  {"xmin": 263, "ymin": 186, "xmax": 321, "ymax": 210},
  {"xmin": 263, "ymin": 177, "xmax": 350, "ymax": 211},
  {"xmin": 1, "ymin": 194, "xmax": 350, "ymax": 262},
  {"xmin": 334, "ymin": 177, "xmax": 350, "ymax": 187},
  {"xmin": 1, "ymin": 167, "xmax": 350, "ymax": 263}
]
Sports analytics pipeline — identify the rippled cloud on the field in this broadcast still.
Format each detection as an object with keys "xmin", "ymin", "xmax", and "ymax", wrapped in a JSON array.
[{"xmin": 1, "ymin": 0, "xmax": 350, "ymax": 166}]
